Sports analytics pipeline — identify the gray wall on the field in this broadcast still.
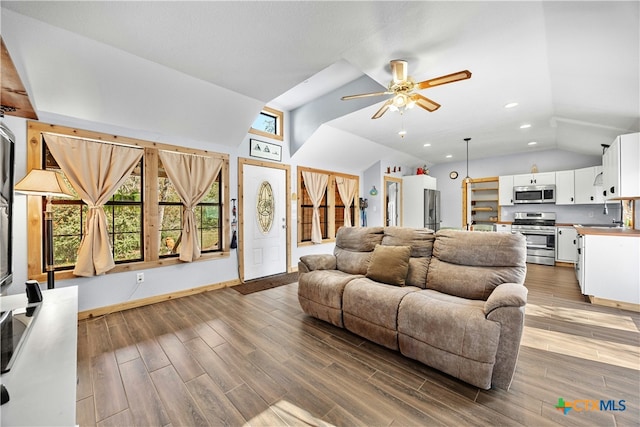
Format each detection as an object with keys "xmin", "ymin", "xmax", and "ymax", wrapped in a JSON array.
[{"xmin": 428, "ymin": 148, "xmax": 607, "ymax": 228}]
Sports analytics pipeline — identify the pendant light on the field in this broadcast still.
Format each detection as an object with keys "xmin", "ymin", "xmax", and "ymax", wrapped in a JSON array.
[{"xmin": 463, "ymin": 137, "xmax": 472, "ymax": 184}]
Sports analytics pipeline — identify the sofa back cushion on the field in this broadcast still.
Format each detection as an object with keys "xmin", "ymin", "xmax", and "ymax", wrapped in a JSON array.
[
  {"xmin": 382, "ymin": 227, "xmax": 435, "ymax": 288},
  {"xmin": 427, "ymin": 229, "xmax": 527, "ymax": 300},
  {"xmin": 334, "ymin": 227, "xmax": 384, "ymax": 274}
]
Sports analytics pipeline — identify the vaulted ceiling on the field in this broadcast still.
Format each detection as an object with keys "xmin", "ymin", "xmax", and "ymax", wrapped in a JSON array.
[{"xmin": 1, "ymin": 1, "xmax": 638, "ymax": 168}]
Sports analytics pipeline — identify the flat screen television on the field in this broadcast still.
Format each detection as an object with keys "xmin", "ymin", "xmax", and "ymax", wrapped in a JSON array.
[{"xmin": 0, "ymin": 120, "xmax": 15, "ymax": 289}]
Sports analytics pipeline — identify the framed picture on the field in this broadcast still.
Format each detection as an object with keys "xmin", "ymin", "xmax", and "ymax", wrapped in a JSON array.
[{"xmin": 250, "ymin": 139, "xmax": 281, "ymax": 162}]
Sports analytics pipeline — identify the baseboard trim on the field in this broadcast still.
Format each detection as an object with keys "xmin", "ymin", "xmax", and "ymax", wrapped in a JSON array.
[
  {"xmin": 77, "ymin": 278, "xmax": 241, "ymax": 320},
  {"xmin": 588, "ymin": 295, "xmax": 640, "ymax": 312}
]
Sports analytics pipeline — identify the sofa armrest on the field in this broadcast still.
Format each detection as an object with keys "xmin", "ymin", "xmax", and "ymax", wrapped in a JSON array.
[
  {"xmin": 299, "ymin": 254, "xmax": 337, "ymax": 273},
  {"xmin": 484, "ymin": 283, "xmax": 528, "ymax": 316},
  {"xmin": 484, "ymin": 283, "xmax": 528, "ymax": 390}
]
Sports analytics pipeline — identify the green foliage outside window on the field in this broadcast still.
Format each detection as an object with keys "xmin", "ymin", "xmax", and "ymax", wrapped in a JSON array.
[{"xmin": 51, "ymin": 171, "xmax": 143, "ymax": 269}]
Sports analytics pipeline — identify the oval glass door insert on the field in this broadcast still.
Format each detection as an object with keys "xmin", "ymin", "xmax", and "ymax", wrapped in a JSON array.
[{"xmin": 257, "ymin": 180, "xmax": 274, "ymax": 234}]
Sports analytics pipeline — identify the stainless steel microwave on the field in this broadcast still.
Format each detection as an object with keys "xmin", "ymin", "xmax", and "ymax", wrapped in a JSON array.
[{"xmin": 513, "ymin": 185, "xmax": 556, "ymax": 204}]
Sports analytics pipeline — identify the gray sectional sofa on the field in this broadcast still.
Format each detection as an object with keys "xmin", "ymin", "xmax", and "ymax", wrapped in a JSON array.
[{"xmin": 297, "ymin": 226, "xmax": 528, "ymax": 390}]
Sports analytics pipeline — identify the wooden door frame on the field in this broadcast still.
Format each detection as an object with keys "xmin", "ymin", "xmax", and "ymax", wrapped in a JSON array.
[{"xmin": 238, "ymin": 157, "xmax": 291, "ymax": 282}]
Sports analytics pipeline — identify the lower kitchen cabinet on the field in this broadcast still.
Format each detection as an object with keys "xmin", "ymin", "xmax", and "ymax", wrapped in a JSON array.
[
  {"xmin": 581, "ymin": 234, "xmax": 640, "ymax": 306},
  {"xmin": 556, "ymin": 226, "xmax": 578, "ymax": 263}
]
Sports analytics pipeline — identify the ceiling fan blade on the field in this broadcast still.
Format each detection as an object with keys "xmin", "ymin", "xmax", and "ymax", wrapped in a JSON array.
[
  {"xmin": 390, "ymin": 59, "xmax": 408, "ymax": 84},
  {"xmin": 416, "ymin": 70, "xmax": 472, "ymax": 90},
  {"xmin": 411, "ymin": 94, "xmax": 441, "ymax": 112},
  {"xmin": 341, "ymin": 91, "xmax": 392, "ymax": 101},
  {"xmin": 372, "ymin": 99, "xmax": 393, "ymax": 119}
]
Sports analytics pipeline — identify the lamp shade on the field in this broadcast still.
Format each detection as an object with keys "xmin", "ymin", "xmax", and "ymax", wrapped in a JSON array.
[{"xmin": 14, "ymin": 169, "xmax": 74, "ymax": 198}]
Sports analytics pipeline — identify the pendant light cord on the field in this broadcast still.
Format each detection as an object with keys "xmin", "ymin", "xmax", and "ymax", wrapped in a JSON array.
[{"xmin": 464, "ymin": 137, "xmax": 471, "ymax": 179}]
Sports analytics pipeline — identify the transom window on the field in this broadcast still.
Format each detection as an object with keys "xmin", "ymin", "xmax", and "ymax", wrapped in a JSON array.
[{"xmin": 249, "ymin": 106, "xmax": 283, "ymax": 141}]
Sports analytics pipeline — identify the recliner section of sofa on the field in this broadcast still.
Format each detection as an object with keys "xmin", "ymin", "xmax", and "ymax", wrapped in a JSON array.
[{"xmin": 297, "ymin": 226, "xmax": 528, "ymax": 390}]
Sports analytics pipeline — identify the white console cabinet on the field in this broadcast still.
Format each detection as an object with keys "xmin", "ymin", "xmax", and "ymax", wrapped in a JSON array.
[{"xmin": 1, "ymin": 286, "xmax": 78, "ymax": 426}]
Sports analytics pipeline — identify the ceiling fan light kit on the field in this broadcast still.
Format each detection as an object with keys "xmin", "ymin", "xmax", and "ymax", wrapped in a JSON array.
[{"xmin": 341, "ymin": 59, "xmax": 471, "ymax": 120}]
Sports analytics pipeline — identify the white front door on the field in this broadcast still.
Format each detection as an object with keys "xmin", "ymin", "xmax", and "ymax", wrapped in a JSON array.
[{"xmin": 242, "ymin": 164, "xmax": 287, "ymax": 281}]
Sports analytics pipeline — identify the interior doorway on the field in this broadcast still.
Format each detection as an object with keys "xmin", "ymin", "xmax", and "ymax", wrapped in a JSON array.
[
  {"xmin": 384, "ymin": 176, "xmax": 402, "ymax": 226},
  {"xmin": 238, "ymin": 158, "xmax": 291, "ymax": 281}
]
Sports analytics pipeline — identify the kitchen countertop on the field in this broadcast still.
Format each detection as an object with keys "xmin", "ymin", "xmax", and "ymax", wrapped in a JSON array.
[{"xmin": 574, "ymin": 225, "xmax": 640, "ymax": 237}]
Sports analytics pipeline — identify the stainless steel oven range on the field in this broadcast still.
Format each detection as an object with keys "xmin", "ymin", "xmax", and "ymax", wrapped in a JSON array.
[{"xmin": 511, "ymin": 212, "xmax": 556, "ymax": 266}]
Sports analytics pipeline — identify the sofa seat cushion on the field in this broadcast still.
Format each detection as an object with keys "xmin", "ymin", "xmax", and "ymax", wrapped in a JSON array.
[
  {"xmin": 397, "ymin": 290, "xmax": 501, "ymax": 389},
  {"xmin": 343, "ymin": 277, "xmax": 420, "ymax": 350},
  {"xmin": 298, "ymin": 270, "xmax": 362, "ymax": 327}
]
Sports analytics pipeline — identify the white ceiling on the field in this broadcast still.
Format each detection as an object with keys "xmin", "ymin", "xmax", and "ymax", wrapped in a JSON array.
[{"xmin": 2, "ymin": 1, "xmax": 639, "ymax": 167}]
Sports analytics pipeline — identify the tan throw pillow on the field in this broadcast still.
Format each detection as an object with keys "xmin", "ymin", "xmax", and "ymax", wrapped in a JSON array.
[{"xmin": 366, "ymin": 244, "xmax": 411, "ymax": 286}]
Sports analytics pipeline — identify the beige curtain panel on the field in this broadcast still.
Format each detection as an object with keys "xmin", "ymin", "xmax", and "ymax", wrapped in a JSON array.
[
  {"xmin": 335, "ymin": 176, "xmax": 357, "ymax": 227},
  {"xmin": 44, "ymin": 135, "xmax": 143, "ymax": 277},
  {"xmin": 158, "ymin": 151, "xmax": 223, "ymax": 262},
  {"xmin": 301, "ymin": 170, "xmax": 328, "ymax": 244}
]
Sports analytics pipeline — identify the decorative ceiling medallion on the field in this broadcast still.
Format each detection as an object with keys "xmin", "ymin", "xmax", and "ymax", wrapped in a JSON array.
[{"xmin": 257, "ymin": 181, "xmax": 274, "ymax": 234}]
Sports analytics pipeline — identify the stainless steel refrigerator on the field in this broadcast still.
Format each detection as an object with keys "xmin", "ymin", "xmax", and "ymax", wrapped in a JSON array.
[{"xmin": 424, "ymin": 189, "xmax": 441, "ymax": 231}]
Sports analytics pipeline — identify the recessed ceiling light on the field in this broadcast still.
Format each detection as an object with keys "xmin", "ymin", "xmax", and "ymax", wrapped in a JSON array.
[
  {"xmin": 520, "ymin": 124, "xmax": 531, "ymax": 129},
  {"xmin": 528, "ymin": 141, "xmax": 538, "ymax": 146},
  {"xmin": 445, "ymin": 154, "xmax": 453, "ymax": 158},
  {"xmin": 423, "ymin": 143, "xmax": 431, "ymax": 147},
  {"xmin": 504, "ymin": 102, "xmax": 519, "ymax": 108},
  {"xmin": 398, "ymin": 130, "xmax": 407, "ymax": 137}
]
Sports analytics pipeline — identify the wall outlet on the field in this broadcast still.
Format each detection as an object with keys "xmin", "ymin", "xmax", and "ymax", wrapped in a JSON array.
[{"xmin": 136, "ymin": 272, "xmax": 144, "ymax": 284}]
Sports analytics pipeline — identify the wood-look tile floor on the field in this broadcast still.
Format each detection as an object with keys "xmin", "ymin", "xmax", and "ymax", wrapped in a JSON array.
[{"xmin": 77, "ymin": 264, "xmax": 640, "ymax": 426}]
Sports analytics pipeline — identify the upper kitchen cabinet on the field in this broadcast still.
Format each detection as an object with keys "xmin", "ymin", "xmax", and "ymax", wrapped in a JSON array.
[
  {"xmin": 513, "ymin": 172, "xmax": 555, "ymax": 186},
  {"xmin": 498, "ymin": 175, "xmax": 514, "ymax": 206},
  {"xmin": 574, "ymin": 166, "xmax": 604, "ymax": 204},
  {"xmin": 602, "ymin": 132, "xmax": 640, "ymax": 199},
  {"xmin": 555, "ymin": 170, "xmax": 575, "ymax": 205}
]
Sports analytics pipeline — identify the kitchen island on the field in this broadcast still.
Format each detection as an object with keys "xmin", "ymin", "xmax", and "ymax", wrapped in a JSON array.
[{"xmin": 574, "ymin": 226, "xmax": 640, "ymax": 311}]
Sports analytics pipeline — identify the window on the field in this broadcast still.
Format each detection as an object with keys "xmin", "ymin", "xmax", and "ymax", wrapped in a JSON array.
[
  {"xmin": 297, "ymin": 167, "xmax": 359, "ymax": 244},
  {"xmin": 300, "ymin": 177, "xmax": 328, "ymax": 242},
  {"xmin": 44, "ymin": 144, "xmax": 144, "ymax": 270},
  {"xmin": 158, "ymin": 158, "xmax": 221, "ymax": 256},
  {"xmin": 249, "ymin": 106, "xmax": 283, "ymax": 141},
  {"xmin": 26, "ymin": 121, "xmax": 229, "ymax": 282}
]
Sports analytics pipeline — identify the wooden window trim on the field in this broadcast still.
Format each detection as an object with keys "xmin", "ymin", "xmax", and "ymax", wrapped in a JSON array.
[
  {"xmin": 248, "ymin": 106, "xmax": 284, "ymax": 141},
  {"xmin": 297, "ymin": 166, "xmax": 359, "ymax": 246},
  {"xmin": 25, "ymin": 121, "xmax": 230, "ymax": 283}
]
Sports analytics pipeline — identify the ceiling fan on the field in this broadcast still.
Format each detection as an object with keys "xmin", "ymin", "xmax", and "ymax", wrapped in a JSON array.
[{"xmin": 341, "ymin": 59, "xmax": 471, "ymax": 119}]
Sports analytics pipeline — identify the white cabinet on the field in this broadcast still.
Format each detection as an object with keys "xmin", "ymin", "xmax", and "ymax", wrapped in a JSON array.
[
  {"xmin": 498, "ymin": 175, "xmax": 514, "ymax": 206},
  {"xmin": 402, "ymin": 175, "xmax": 437, "ymax": 228},
  {"xmin": 602, "ymin": 132, "xmax": 640, "ymax": 199},
  {"xmin": 513, "ymin": 172, "xmax": 555, "ymax": 186},
  {"xmin": 496, "ymin": 223, "xmax": 512, "ymax": 233},
  {"xmin": 574, "ymin": 166, "xmax": 604, "ymax": 204},
  {"xmin": 556, "ymin": 226, "xmax": 578, "ymax": 263},
  {"xmin": 1, "ymin": 287, "xmax": 78, "ymax": 426},
  {"xmin": 581, "ymin": 234, "xmax": 640, "ymax": 304},
  {"xmin": 555, "ymin": 170, "xmax": 575, "ymax": 205}
]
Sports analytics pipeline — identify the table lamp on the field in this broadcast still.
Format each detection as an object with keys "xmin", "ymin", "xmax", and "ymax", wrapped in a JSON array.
[{"xmin": 15, "ymin": 169, "xmax": 74, "ymax": 289}]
